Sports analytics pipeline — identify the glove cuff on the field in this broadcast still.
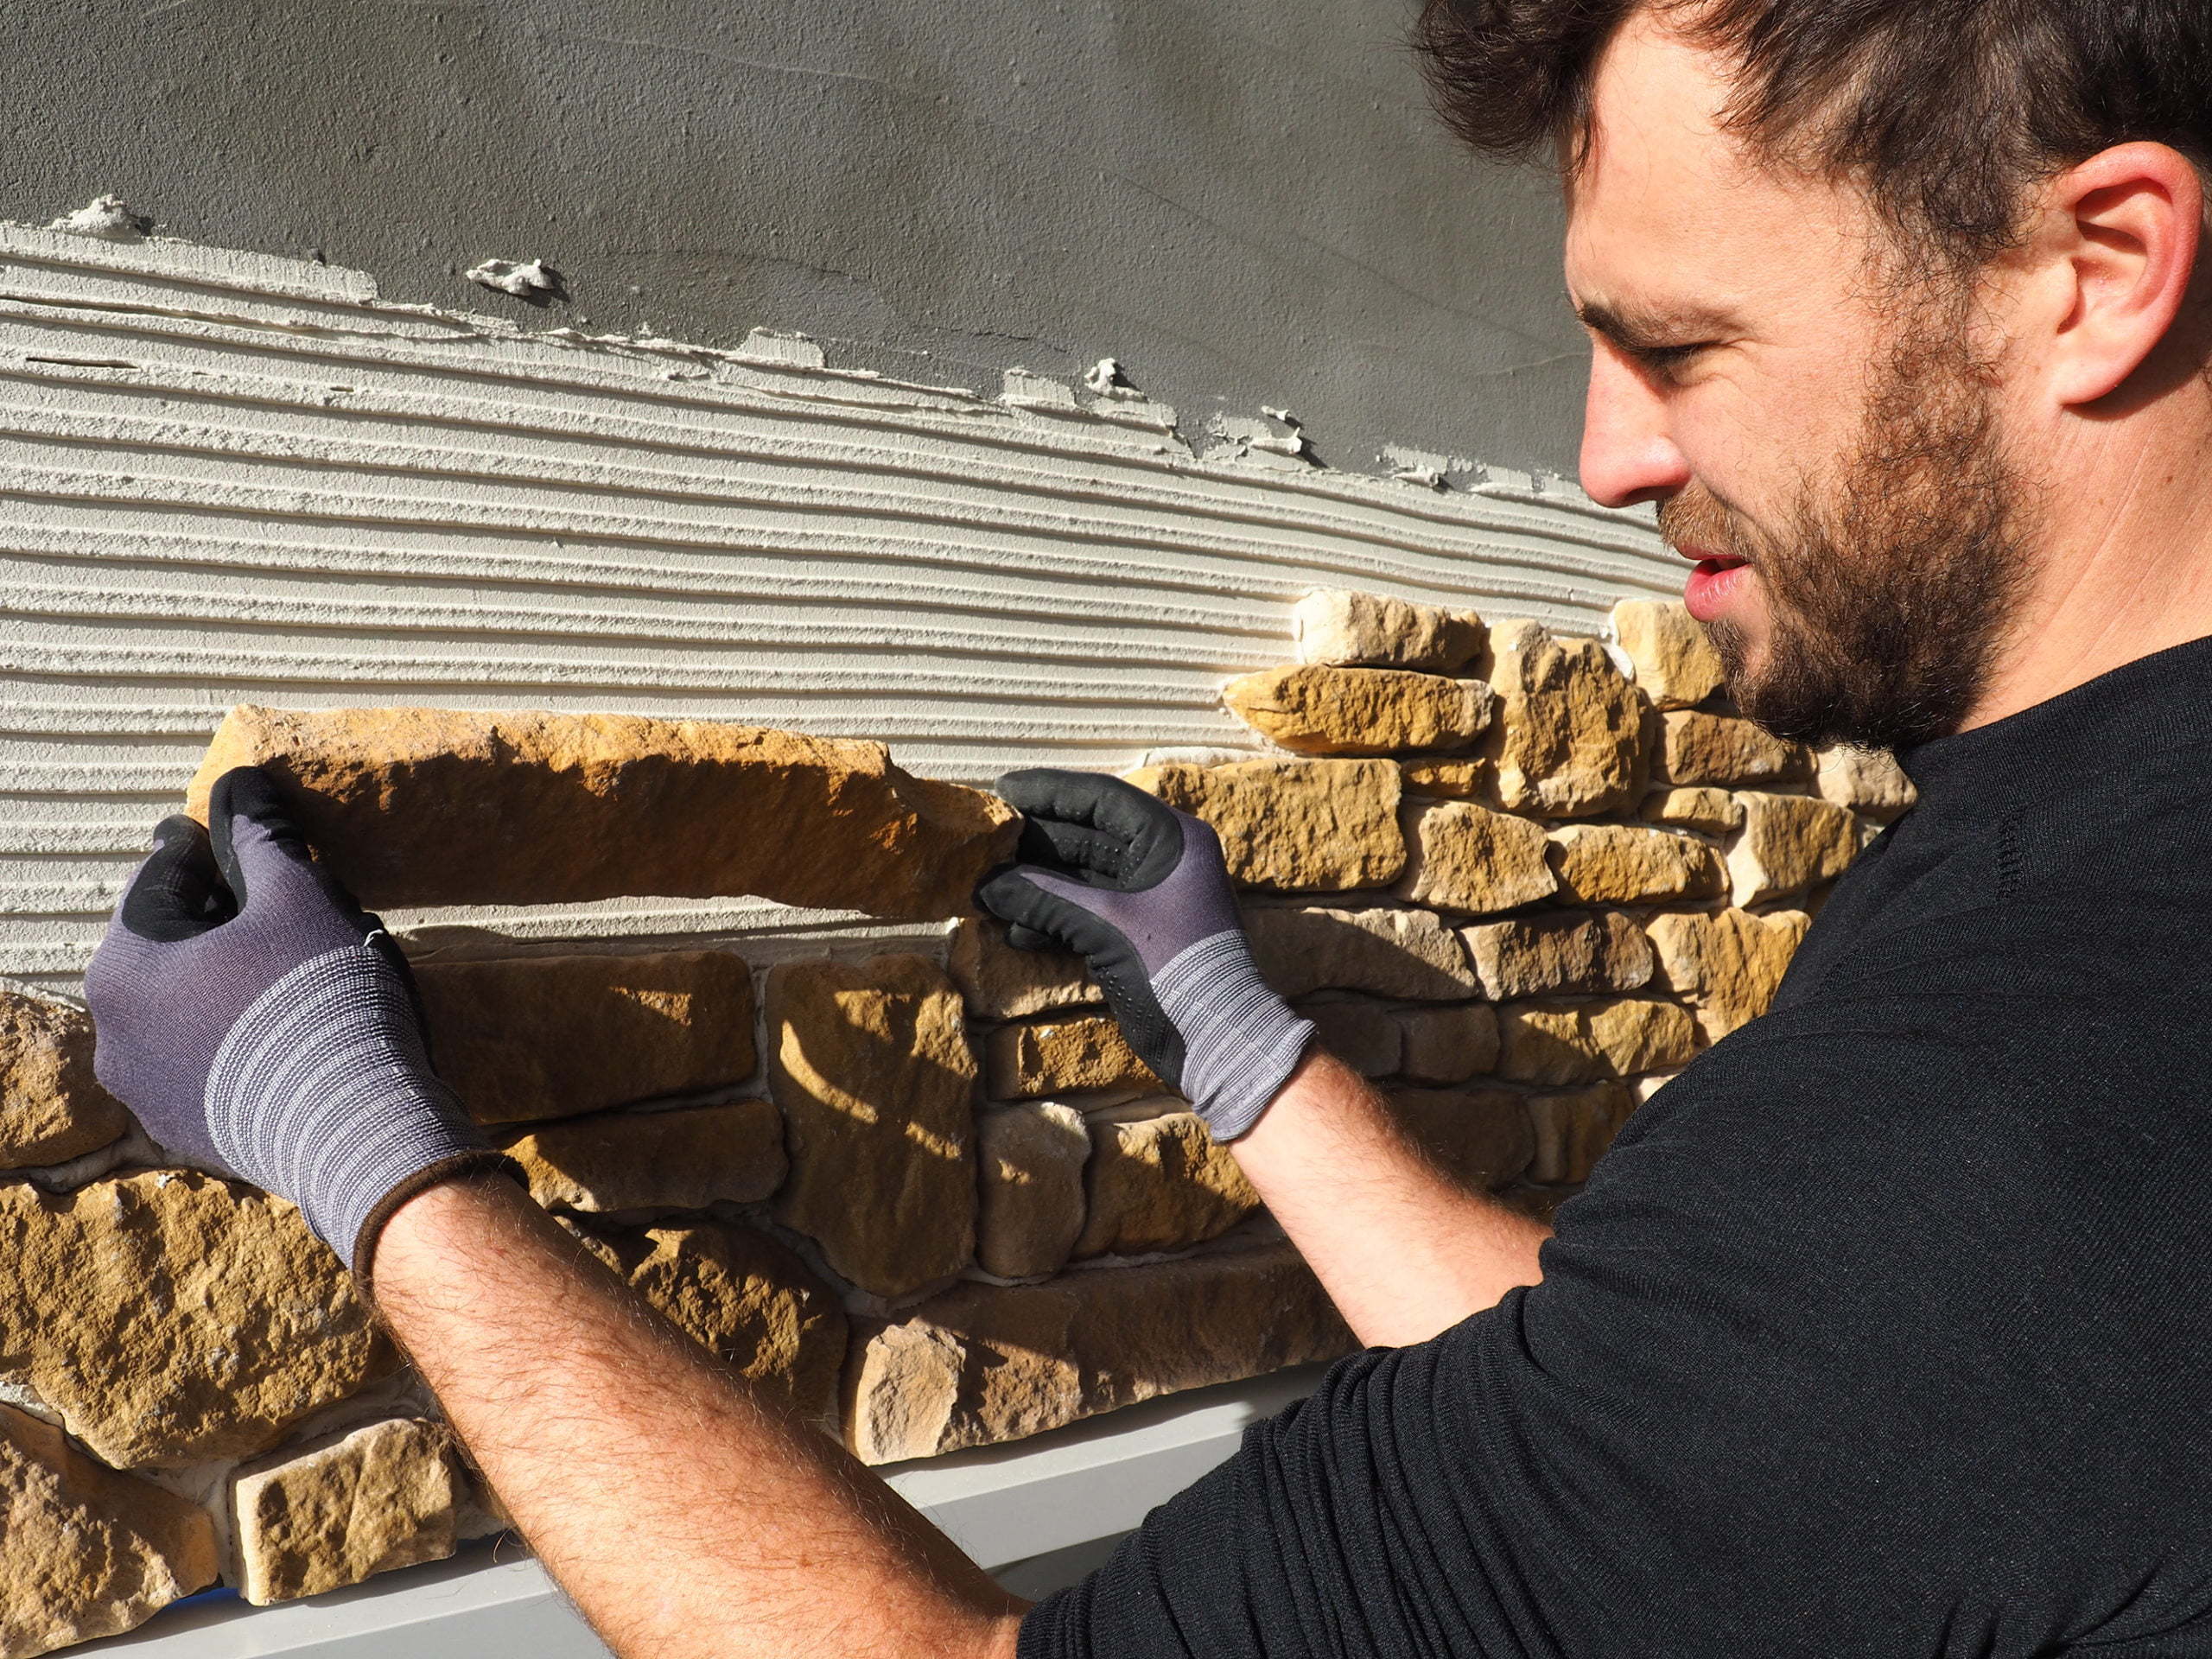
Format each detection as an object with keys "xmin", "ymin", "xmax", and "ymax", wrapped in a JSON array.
[{"xmin": 1152, "ymin": 931, "xmax": 1314, "ymax": 1141}]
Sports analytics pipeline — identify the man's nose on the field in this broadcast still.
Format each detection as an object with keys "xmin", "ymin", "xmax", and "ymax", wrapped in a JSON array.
[{"xmin": 1579, "ymin": 344, "xmax": 1692, "ymax": 508}]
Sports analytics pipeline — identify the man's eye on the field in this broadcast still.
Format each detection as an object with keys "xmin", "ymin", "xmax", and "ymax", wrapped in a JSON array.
[{"xmin": 1635, "ymin": 342, "xmax": 1716, "ymax": 380}]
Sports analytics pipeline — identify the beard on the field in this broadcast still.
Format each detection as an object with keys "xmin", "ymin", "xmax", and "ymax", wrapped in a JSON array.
[{"xmin": 1658, "ymin": 316, "xmax": 2033, "ymax": 753}]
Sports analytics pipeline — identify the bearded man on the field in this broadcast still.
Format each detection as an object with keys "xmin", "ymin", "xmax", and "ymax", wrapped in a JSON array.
[{"xmin": 79, "ymin": 2, "xmax": 2212, "ymax": 1656}]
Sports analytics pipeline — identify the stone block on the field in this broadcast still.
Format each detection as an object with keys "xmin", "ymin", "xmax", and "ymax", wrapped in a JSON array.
[
  {"xmin": 0, "ymin": 1402, "xmax": 219, "ymax": 1656},
  {"xmin": 1398, "ymin": 758, "xmax": 1490, "ymax": 799},
  {"xmin": 1657, "ymin": 711, "xmax": 1814, "ymax": 788},
  {"xmin": 414, "ymin": 950, "xmax": 756, "ymax": 1126},
  {"xmin": 1075, "ymin": 1102, "xmax": 1260, "ymax": 1258},
  {"xmin": 0, "ymin": 1173, "xmax": 388, "ymax": 1471},
  {"xmin": 1292, "ymin": 588, "xmax": 1484, "ymax": 672},
  {"xmin": 1463, "ymin": 910, "xmax": 1654, "ymax": 1001},
  {"xmin": 0, "ymin": 986, "xmax": 128, "ymax": 1170},
  {"xmin": 986, "ymin": 1015, "xmax": 1160, "ymax": 1100},
  {"xmin": 1815, "ymin": 747, "xmax": 1918, "ymax": 823},
  {"xmin": 1639, "ymin": 785, "xmax": 1744, "ymax": 835},
  {"xmin": 1611, "ymin": 599, "xmax": 1726, "ymax": 709},
  {"xmin": 1395, "ymin": 1004, "xmax": 1500, "ymax": 1085},
  {"xmin": 1526, "ymin": 1082, "xmax": 1636, "ymax": 1184},
  {"xmin": 1483, "ymin": 621, "xmax": 1643, "ymax": 817},
  {"xmin": 1221, "ymin": 664, "xmax": 1492, "ymax": 757},
  {"xmin": 768, "ymin": 955, "xmax": 977, "ymax": 1299},
  {"xmin": 1498, "ymin": 998, "xmax": 1700, "ymax": 1086},
  {"xmin": 1388, "ymin": 1087, "xmax": 1534, "ymax": 1189},
  {"xmin": 1727, "ymin": 792, "xmax": 1859, "ymax": 906},
  {"xmin": 231, "ymin": 1418, "xmax": 463, "ymax": 1606},
  {"xmin": 842, "ymin": 1241, "xmax": 1351, "ymax": 1463},
  {"xmin": 498, "ymin": 1098, "xmax": 786, "ymax": 1214},
  {"xmin": 1645, "ymin": 908, "xmax": 1811, "ymax": 1039},
  {"xmin": 1245, "ymin": 905, "xmax": 1478, "ymax": 1001},
  {"xmin": 1393, "ymin": 799, "xmax": 1557, "ymax": 916},
  {"xmin": 1126, "ymin": 757, "xmax": 1404, "ymax": 891},
  {"xmin": 976, "ymin": 1102, "xmax": 1090, "ymax": 1280},
  {"xmin": 1546, "ymin": 823, "xmax": 1725, "ymax": 905},
  {"xmin": 1301, "ymin": 1001, "xmax": 1403, "ymax": 1077},
  {"xmin": 186, "ymin": 705, "xmax": 1019, "ymax": 918},
  {"xmin": 947, "ymin": 918, "xmax": 1102, "ymax": 1020},
  {"xmin": 1632, "ymin": 1072, "xmax": 1680, "ymax": 1106}
]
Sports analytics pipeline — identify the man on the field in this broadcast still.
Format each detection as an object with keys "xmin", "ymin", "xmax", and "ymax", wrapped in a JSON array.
[{"xmin": 79, "ymin": 0, "xmax": 2212, "ymax": 1654}]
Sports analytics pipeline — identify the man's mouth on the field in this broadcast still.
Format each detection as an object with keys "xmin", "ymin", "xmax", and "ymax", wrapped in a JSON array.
[{"xmin": 1681, "ymin": 550, "xmax": 1752, "ymax": 623}]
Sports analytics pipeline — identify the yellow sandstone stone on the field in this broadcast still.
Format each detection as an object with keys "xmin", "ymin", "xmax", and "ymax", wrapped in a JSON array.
[
  {"xmin": 1644, "ymin": 908, "xmax": 1812, "ymax": 1039},
  {"xmin": 231, "ymin": 1418, "xmax": 463, "ymax": 1605},
  {"xmin": 1497, "ymin": 998, "xmax": 1700, "ymax": 1086},
  {"xmin": 1657, "ymin": 710, "xmax": 1814, "ymax": 788},
  {"xmin": 0, "ymin": 988, "xmax": 127, "ymax": 1170},
  {"xmin": 1611, "ymin": 599, "xmax": 1726, "ymax": 709},
  {"xmin": 1221, "ymin": 664, "xmax": 1492, "ymax": 757},
  {"xmin": 947, "ymin": 918, "xmax": 1103, "ymax": 1020},
  {"xmin": 1727, "ymin": 792, "xmax": 1859, "ymax": 906},
  {"xmin": 1392, "ymin": 799, "xmax": 1557, "ymax": 915},
  {"xmin": 976, "ymin": 1102, "xmax": 1090, "ymax": 1280},
  {"xmin": 986, "ymin": 1015, "xmax": 1161, "ymax": 1100},
  {"xmin": 1546, "ymin": 823, "xmax": 1725, "ymax": 905},
  {"xmin": 1395, "ymin": 1003, "xmax": 1500, "ymax": 1084},
  {"xmin": 498, "ymin": 1098, "xmax": 786, "ymax": 1214},
  {"xmin": 1245, "ymin": 904, "xmax": 1478, "ymax": 1001},
  {"xmin": 1292, "ymin": 588, "xmax": 1485, "ymax": 672},
  {"xmin": 1398, "ymin": 757, "xmax": 1491, "ymax": 798},
  {"xmin": 1639, "ymin": 785, "xmax": 1743, "ymax": 835},
  {"xmin": 1526, "ymin": 1082, "xmax": 1637, "ymax": 1184},
  {"xmin": 1388, "ymin": 1086, "xmax": 1535, "ymax": 1189},
  {"xmin": 1075, "ymin": 1102, "xmax": 1260, "ymax": 1258},
  {"xmin": 1815, "ymin": 747, "xmax": 1918, "ymax": 823},
  {"xmin": 1483, "ymin": 621, "xmax": 1643, "ymax": 817},
  {"xmin": 1462, "ymin": 910, "xmax": 1654, "ymax": 1001},
  {"xmin": 1126, "ymin": 758, "xmax": 1404, "ymax": 890},
  {"xmin": 1301, "ymin": 1000, "xmax": 1403, "ymax": 1077}
]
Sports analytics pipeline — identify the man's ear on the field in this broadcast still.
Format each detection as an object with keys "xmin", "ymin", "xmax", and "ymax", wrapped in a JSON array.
[{"xmin": 2038, "ymin": 142, "xmax": 2204, "ymax": 409}]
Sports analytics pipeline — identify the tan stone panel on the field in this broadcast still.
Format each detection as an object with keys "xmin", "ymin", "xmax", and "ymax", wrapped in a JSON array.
[
  {"xmin": 415, "ymin": 950, "xmax": 755, "ymax": 1126},
  {"xmin": 1245, "ymin": 905, "xmax": 1478, "ymax": 1001},
  {"xmin": 1463, "ymin": 910, "xmax": 1654, "ymax": 1001},
  {"xmin": 1645, "ymin": 908, "xmax": 1811, "ymax": 1038},
  {"xmin": 976, "ymin": 1102, "xmax": 1089, "ymax": 1280},
  {"xmin": 1498, "ymin": 998, "xmax": 1699, "ymax": 1086},
  {"xmin": 1388, "ymin": 1086, "xmax": 1535, "ymax": 1190},
  {"xmin": 1398, "ymin": 758, "xmax": 1491, "ymax": 799},
  {"xmin": 232, "ymin": 1418, "xmax": 463, "ymax": 1606},
  {"xmin": 1639, "ymin": 785, "xmax": 1744, "ymax": 835},
  {"xmin": 1292, "ymin": 588, "xmax": 1485, "ymax": 673},
  {"xmin": 1526, "ymin": 1083, "xmax": 1637, "ymax": 1184},
  {"xmin": 842, "ymin": 1241, "xmax": 1352, "ymax": 1462},
  {"xmin": 0, "ymin": 987, "xmax": 128, "ymax": 1170},
  {"xmin": 1611, "ymin": 599, "xmax": 1726, "ymax": 710},
  {"xmin": 1657, "ymin": 711, "xmax": 1814, "ymax": 789},
  {"xmin": 1126, "ymin": 757, "xmax": 1404, "ymax": 891},
  {"xmin": 186, "ymin": 705, "xmax": 1019, "ymax": 918},
  {"xmin": 1075, "ymin": 1102, "xmax": 1260, "ymax": 1258},
  {"xmin": 1547, "ymin": 823, "xmax": 1725, "ymax": 905},
  {"xmin": 768, "ymin": 955, "xmax": 977, "ymax": 1299},
  {"xmin": 0, "ymin": 1402, "xmax": 219, "ymax": 1655},
  {"xmin": 985, "ymin": 1015, "xmax": 1160, "ymax": 1101},
  {"xmin": 498, "ymin": 1098, "xmax": 785, "ymax": 1214},
  {"xmin": 0, "ymin": 1172, "xmax": 391, "ymax": 1470},
  {"xmin": 1221, "ymin": 664, "xmax": 1493, "ymax": 757},
  {"xmin": 947, "ymin": 918, "xmax": 1102, "ymax": 1020},
  {"xmin": 1482, "ymin": 622, "xmax": 1643, "ymax": 817},
  {"xmin": 1815, "ymin": 747, "xmax": 1918, "ymax": 823},
  {"xmin": 1395, "ymin": 1003, "xmax": 1500, "ymax": 1085},
  {"xmin": 1727, "ymin": 793, "xmax": 1859, "ymax": 906},
  {"xmin": 1302, "ymin": 1001, "xmax": 1403, "ymax": 1078},
  {"xmin": 1392, "ymin": 799, "xmax": 1557, "ymax": 916}
]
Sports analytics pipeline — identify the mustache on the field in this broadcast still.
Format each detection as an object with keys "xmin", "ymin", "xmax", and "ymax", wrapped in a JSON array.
[{"xmin": 1658, "ymin": 487, "xmax": 1760, "ymax": 563}]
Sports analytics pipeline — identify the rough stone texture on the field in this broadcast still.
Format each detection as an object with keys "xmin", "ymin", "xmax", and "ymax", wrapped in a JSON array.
[
  {"xmin": 1463, "ymin": 910, "xmax": 1654, "ymax": 1001},
  {"xmin": 187, "ymin": 705, "xmax": 1020, "ymax": 918},
  {"xmin": 768, "ymin": 955, "xmax": 977, "ymax": 1299},
  {"xmin": 947, "ymin": 918, "xmax": 1102, "ymax": 1020},
  {"xmin": 1816, "ymin": 747, "xmax": 1918, "ymax": 823},
  {"xmin": 0, "ymin": 1172, "xmax": 389, "ymax": 1471},
  {"xmin": 976, "ymin": 1102, "xmax": 1089, "ymax": 1280},
  {"xmin": 1292, "ymin": 588, "xmax": 1484, "ymax": 673},
  {"xmin": 1393, "ymin": 799, "xmax": 1557, "ymax": 916},
  {"xmin": 1547, "ymin": 823, "xmax": 1725, "ymax": 905},
  {"xmin": 1611, "ymin": 599, "xmax": 1726, "ymax": 709},
  {"xmin": 1632, "ymin": 1072, "xmax": 1680, "ymax": 1107},
  {"xmin": 1220, "ymin": 664, "xmax": 1492, "ymax": 757},
  {"xmin": 499, "ymin": 1098, "xmax": 786, "ymax": 1214},
  {"xmin": 1127, "ymin": 758, "xmax": 1404, "ymax": 892},
  {"xmin": 1301, "ymin": 1000, "xmax": 1403, "ymax": 1077},
  {"xmin": 1388, "ymin": 1087, "xmax": 1534, "ymax": 1189},
  {"xmin": 842, "ymin": 1241, "xmax": 1351, "ymax": 1463},
  {"xmin": 1640, "ymin": 785, "xmax": 1744, "ymax": 835},
  {"xmin": 1526, "ymin": 1082, "xmax": 1636, "ymax": 1184},
  {"xmin": 577, "ymin": 1220, "xmax": 848, "ymax": 1427},
  {"xmin": 1398, "ymin": 758, "xmax": 1490, "ymax": 799},
  {"xmin": 1483, "ymin": 620, "xmax": 1643, "ymax": 817},
  {"xmin": 1075, "ymin": 1102, "xmax": 1260, "ymax": 1259},
  {"xmin": 986, "ymin": 1015, "xmax": 1160, "ymax": 1100},
  {"xmin": 231, "ymin": 1417, "xmax": 463, "ymax": 1606},
  {"xmin": 1395, "ymin": 1003, "xmax": 1500, "ymax": 1085},
  {"xmin": 414, "ymin": 950, "xmax": 756, "ymax": 1126},
  {"xmin": 1245, "ymin": 905, "xmax": 1478, "ymax": 1001},
  {"xmin": 1498, "ymin": 998, "xmax": 1700, "ymax": 1086},
  {"xmin": 0, "ymin": 1402, "xmax": 219, "ymax": 1656},
  {"xmin": 1728, "ymin": 792, "xmax": 1859, "ymax": 906},
  {"xmin": 1646, "ymin": 908, "xmax": 1813, "ymax": 1039},
  {"xmin": 1657, "ymin": 711, "xmax": 1814, "ymax": 789},
  {"xmin": 0, "ymin": 987, "xmax": 128, "ymax": 1170}
]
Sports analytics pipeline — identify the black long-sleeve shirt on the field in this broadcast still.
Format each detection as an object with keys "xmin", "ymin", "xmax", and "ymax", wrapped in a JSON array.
[{"xmin": 1021, "ymin": 636, "xmax": 2212, "ymax": 1658}]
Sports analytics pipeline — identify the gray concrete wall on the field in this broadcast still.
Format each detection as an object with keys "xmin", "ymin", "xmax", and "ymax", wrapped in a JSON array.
[{"xmin": 0, "ymin": 0, "xmax": 1586, "ymax": 475}]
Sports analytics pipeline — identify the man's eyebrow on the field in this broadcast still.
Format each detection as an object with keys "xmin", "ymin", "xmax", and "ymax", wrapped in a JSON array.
[{"xmin": 1574, "ymin": 299, "xmax": 1736, "ymax": 352}]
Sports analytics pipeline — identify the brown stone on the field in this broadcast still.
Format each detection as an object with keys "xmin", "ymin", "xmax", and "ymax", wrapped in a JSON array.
[
  {"xmin": 1639, "ymin": 785, "xmax": 1743, "ymax": 835},
  {"xmin": 1398, "ymin": 758, "xmax": 1490, "ymax": 799},
  {"xmin": 1498, "ymin": 998, "xmax": 1700, "ymax": 1086},
  {"xmin": 231, "ymin": 1418, "xmax": 463, "ymax": 1606},
  {"xmin": 976, "ymin": 1102, "xmax": 1090, "ymax": 1280},
  {"xmin": 986, "ymin": 1015, "xmax": 1160, "ymax": 1100},
  {"xmin": 1463, "ymin": 910, "xmax": 1654, "ymax": 1001},
  {"xmin": 1483, "ymin": 621, "xmax": 1643, "ymax": 817},
  {"xmin": 1125, "ymin": 757, "xmax": 1405, "ymax": 891},
  {"xmin": 1393, "ymin": 799, "xmax": 1557, "ymax": 915},
  {"xmin": 1221, "ymin": 664, "xmax": 1492, "ymax": 757},
  {"xmin": 1300, "ymin": 1000, "xmax": 1402, "ymax": 1077},
  {"xmin": 1388, "ymin": 1087, "xmax": 1535, "ymax": 1189},
  {"xmin": 498, "ymin": 1098, "xmax": 786, "ymax": 1214},
  {"xmin": 1815, "ymin": 747, "xmax": 1918, "ymax": 823},
  {"xmin": 947, "ymin": 918, "xmax": 1102, "ymax": 1020},
  {"xmin": 0, "ymin": 1172, "xmax": 390, "ymax": 1470},
  {"xmin": 0, "ymin": 987, "xmax": 127, "ymax": 1170},
  {"xmin": 1657, "ymin": 711, "xmax": 1814, "ymax": 789},
  {"xmin": 768, "ymin": 955, "xmax": 977, "ymax": 1299},
  {"xmin": 1075, "ymin": 1102, "xmax": 1260, "ymax": 1258},
  {"xmin": 1395, "ymin": 1003, "xmax": 1500, "ymax": 1084},
  {"xmin": 0, "ymin": 1402, "xmax": 218, "ymax": 1656},
  {"xmin": 1526, "ymin": 1082, "xmax": 1636, "ymax": 1184},
  {"xmin": 842, "ymin": 1241, "xmax": 1351, "ymax": 1463},
  {"xmin": 1292, "ymin": 588, "xmax": 1484, "ymax": 672},
  {"xmin": 1611, "ymin": 599, "xmax": 1726, "ymax": 709},
  {"xmin": 1547, "ymin": 823, "xmax": 1725, "ymax": 905},
  {"xmin": 1645, "ymin": 908, "xmax": 1812, "ymax": 1039},
  {"xmin": 1245, "ymin": 905, "xmax": 1478, "ymax": 1001},
  {"xmin": 1727, "ymin": 792, "xmax": 1859, "ymax": 906},
  {"xmin": 414, "ymin": 950, "xmax": 756, "ymax": 1126},
  {"xmin": 186, "ymin": 705, "xmax": 1019, "ymax": 918}
]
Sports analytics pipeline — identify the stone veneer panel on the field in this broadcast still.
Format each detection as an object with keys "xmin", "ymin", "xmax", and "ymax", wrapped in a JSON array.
[{"xmin": 0, "ymin": 988, "xmax": 127, "ymax": 1171}]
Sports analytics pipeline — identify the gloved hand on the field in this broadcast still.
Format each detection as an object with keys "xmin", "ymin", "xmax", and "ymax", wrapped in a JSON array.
[
  {"xmin": 84, "ymin": 766, "xmax": 508, "ymax": 1284},
  {"xmin": 976, "ymin": 769, "xmax": 1313, "ymax": 1140}
]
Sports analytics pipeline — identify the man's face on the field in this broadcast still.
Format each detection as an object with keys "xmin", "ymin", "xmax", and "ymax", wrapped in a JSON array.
[{"xmin": 1563, "ymin": 12, "xmax": 2030, "ymax": 749}]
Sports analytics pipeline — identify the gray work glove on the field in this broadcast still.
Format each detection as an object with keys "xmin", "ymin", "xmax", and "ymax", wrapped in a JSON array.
[
  {"xmin": 84, "ymin": 766, "xmax": 508, "ymax": 1284},
  {"xmin": 976, "ymin": 769, "xmax": 1313, "ymax": 1140}
]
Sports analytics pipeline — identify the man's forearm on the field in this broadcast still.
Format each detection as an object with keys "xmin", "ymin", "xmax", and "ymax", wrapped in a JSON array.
[{"xmin": 371, "ymin": 1175, "xmax": 1024, "ymax": 1659}]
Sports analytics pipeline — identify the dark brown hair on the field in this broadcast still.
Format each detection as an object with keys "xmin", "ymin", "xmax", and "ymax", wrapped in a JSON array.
[{"xmin": 1414, "ymin": 0, "xmax": 2212, "ymax": 267}]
